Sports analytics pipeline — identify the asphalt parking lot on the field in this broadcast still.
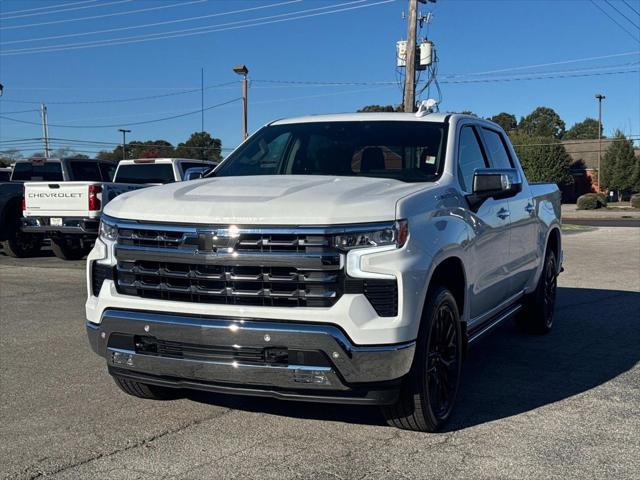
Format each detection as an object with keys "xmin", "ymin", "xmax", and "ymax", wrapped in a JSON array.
[{"xmin": 1, "ymin": 226, "xmax": 639, "ymax": 480}]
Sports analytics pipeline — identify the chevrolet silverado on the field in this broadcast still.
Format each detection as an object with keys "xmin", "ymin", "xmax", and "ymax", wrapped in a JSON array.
[{"xmin": 86, "ymin": 112, "xmax": 562, "ymax": 431}]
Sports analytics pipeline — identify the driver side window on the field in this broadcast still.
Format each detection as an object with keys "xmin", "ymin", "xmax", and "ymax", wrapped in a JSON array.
[{"xmin": 458, "ymin": 126, "xmax": 487, "ymax": 192}]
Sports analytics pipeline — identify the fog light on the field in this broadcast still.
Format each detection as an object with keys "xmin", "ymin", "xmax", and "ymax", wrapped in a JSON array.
[
  {"xmin": 293, "ymin": 368, "xmax": 330, "ymax": 385},
  {"xmin": 112, "ymin": 351, "xmax": 134, "ymax": 366}
]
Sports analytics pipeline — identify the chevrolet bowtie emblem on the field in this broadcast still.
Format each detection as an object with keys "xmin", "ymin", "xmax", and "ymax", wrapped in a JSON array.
[{"xmin": 196, "ymin": 231, "xmax": 239, "ymax": 252}]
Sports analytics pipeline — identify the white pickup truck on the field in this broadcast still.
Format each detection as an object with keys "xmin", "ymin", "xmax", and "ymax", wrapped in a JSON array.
[
  {"xmin": 86, "ymin": 112, "xmax": 562, "ymax": 432},
  {"xmin": 23, "ymin": 157, "xmax": 214, "ymax": 260}
]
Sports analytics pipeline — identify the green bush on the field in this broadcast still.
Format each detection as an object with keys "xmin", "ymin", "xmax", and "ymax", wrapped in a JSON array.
[
  {"xmin": 577, "ymin": 193, "xmax": 606, "ymax": 210},
  {"xmin": 595, "ymin": 192, "xmax": 608, "ymax": 207},
  {"xmin": 631, "ymin": 194, "xmax": 640, "ymax": 209}
]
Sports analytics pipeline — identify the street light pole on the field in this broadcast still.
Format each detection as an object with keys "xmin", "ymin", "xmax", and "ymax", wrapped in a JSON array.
[
  {"xmin": 118, "ymin": 128, "xmax": 131, "ymax": 161},
  {"xmin": 595, "ymin": 94, "xmax": 605, "ymax": 192},
  {"xmin": 233, "ymin": 65, "xmax": 249, "ymax": 141}
]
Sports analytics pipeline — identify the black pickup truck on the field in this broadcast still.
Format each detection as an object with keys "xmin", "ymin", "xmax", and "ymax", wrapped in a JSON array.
[{"xmin": 0, "ymin": 182, "xmax": 42, "ymax": 257}]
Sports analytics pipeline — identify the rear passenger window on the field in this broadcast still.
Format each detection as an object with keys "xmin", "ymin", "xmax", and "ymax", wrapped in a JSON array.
[
  {"xmin": 69, "ymin": 161, "xmax": 102, "ymax": 181},
  {"xmin": 481, "ymin": 128, "xmax": 513, "ymax": 169},
  {"xmin": 458, "ymin": 126, "xmax": 487, "ymax": 192},
  {"xmin": 100, "ymin": 163, "xmax": 116, "ymax": 181}
]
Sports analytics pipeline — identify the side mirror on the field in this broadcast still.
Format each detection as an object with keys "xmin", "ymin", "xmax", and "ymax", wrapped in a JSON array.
[
  {"xmin": 467, "ymin": 168, "xmax": 522, "ymax": 211},
  {"xmin": 183, "ymin": 167, "xmax": 207, "ymax": 181}
]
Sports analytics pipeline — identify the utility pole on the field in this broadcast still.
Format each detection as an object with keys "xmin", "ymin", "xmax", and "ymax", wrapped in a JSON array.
[
  {"xmin": 40, "ymin": 103, "xmax": 50, "ymax": 158},
  {"xmin": 403, "ymin": 0, "xmax": 419, "ymax": 113},
  {"xmin": 201, "ymin": 67, "xmax": 204, "ymax": 132},
  {"xmin": 233, "ymin": 65, "xmax": 249, "ymax": 141},
  {"xmin": 595, "ymin": 93, "xmax": 605, "ymax": 192},
  {"xmin": 118, "ymin": 128, "xmax": 131, "ymax": 161}
]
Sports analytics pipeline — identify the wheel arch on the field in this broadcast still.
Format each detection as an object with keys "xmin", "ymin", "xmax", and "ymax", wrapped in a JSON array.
[
  {"xmin": 545, "ymin": 226, "xmax": 562, "ymax": 274},
  {"xmin": 424, "ymin": 256, "xmax": 466, "ymax": 321}
]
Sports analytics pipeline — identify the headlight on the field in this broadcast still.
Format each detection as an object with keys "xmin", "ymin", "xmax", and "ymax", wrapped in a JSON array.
[
  {"xmin": 334, "ymin": 220, "xmax": 408, "ymax": 250},
  {"xmin": 99, "ymin": 218, "xmax": 117, "ymax": 241}
]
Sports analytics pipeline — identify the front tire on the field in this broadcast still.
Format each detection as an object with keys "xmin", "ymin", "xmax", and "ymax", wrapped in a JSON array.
[
  {"xmin": 382, "ymin": 286, "xmax": 463, "ymax": 432},
  {"xmin": 516, "ymin": 249, "xmax": 558, "ymax": 334},
  {"xmin": 50, "ymin": 237, "xmax": 92, "ymax": 260},
  {"xmin": 112, "ymin": 376, "xmax": 180, "ymax": 400}
]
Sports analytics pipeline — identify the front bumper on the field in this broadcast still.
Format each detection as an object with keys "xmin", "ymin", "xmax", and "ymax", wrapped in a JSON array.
[
  {"xmin": 22, "ymin": 216, "xmax": 99, "ymax": 235},
  {"xmin": 87, "ymin": 309, "xmax": 416, "ymax": 405}
]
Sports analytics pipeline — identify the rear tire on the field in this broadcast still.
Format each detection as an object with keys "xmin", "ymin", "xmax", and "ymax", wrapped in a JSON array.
[
  {"xmin": 50, "ymin": 237, "xmax": 91, "ymax": 260},
  {"xmin": 382, "ymin": 286, "xmax": 463, "ymax": 432},
  {"xmin": 1, "ymin": 226, "xmax": 41, "ymax": 258},
  {"xmin": 112, "ymin": 376, "xmax": 180, "ymax": 400},
  {"xmin": 516, "ymin": 249, "xmax": 558, "ymax": 334}
]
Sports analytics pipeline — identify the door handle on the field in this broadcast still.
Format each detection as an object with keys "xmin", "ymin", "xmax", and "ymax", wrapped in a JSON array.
[
  {"xmin": 497, "ymin": 207, "xmax": 510, "ymax": 220},
  {"xmin": 525, "ymin": 203, "xmax": 535, "ymax": 214}
]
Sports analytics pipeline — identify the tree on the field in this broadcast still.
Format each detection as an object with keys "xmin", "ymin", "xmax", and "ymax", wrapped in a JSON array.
[
  {"xmin": 489, "ymin": 112, "xmax": 517, "ymax": 132},
  {"xmin": 96, "ymin": 149, "xmax": 120, "ymax": 162},
  {"xmin": 510, "ymin": 132, "xmax": 573, "ymax": 186},
  {"xmin": 519, "ymin": 107, "xmax": 566, "ymax": 139},
  {"xmin": 564, "ymin": 118, "xmax": 601, "ymax": 140},
  {"xmin": 631, "ymin": 159, "xmax": 640, "ymax": 194},
  {"xmin": 601, "ymin": 130, "xmax": 637, "ymax": 197},
  {"xmin": 357, "ymin": 105, "xmax": 402, "ymax": 112},
  {"xmin": 0, "ymin": 148, "xmax": 22, "ymax": 167},
  {"xmin": 96, "ymin": 140, "xmax": 175, "ymax": 161},
  {"xmin": 174, "ymin": 132, "xmax": 222, "ymax": 162},
  {"xmin": 50, "ymin": 147, "xmax": 90, "ymax": 159}
]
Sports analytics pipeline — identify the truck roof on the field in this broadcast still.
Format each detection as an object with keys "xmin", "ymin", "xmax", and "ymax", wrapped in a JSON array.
[
  {"xmin": 270, "ymin": 111, "xmax": 456, "ymax": 125},
  {"xmin": 118, "ymin": 158, "xmax": 213, "ymax": 165}
]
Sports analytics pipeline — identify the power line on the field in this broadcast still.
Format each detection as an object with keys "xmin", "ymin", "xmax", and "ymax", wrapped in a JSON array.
[
  {"xmin": 2, "ymin": 0, "xmax": 370, "ymax": 52},
  {"xmin": 0, "ymin": 0, "xmax": 206, "ymax": 30},
  {"xmin": 0, "ymin": 98, "xmax": 241, "ymax": 128},
  {"xmin": 622, "ymin": 0, "xmax": 640, "ymax": 16},
  {"xmin": 0, "ymin": 0, "xmax": 394, "ymax": 55},
  {"xmin": 0, "ymin": 80, "xmax": 237, "ymax": 105},
  {"xmin": 0, "ymin": 0, "xmax": 133, "ymax": 21},
  {"xmin": 1, "ymin": 66, "xmax": 637, "ymax": 110},
  {"xmin": 2, "ymin": 53, "xmax": 637, "ymax": 104},
  {"xmin": 439, "ymin": 68, "xmax": 639, "ymax": 84},
  {"xmin": 590, "ymin": 0, "xmax": 640, "ymax": 44},
  {"xmin": 2, "ymin": 0, "xmax": 303, "ymax": 44},
  {"xmin": 604, "ymin": 0, "xmax": 640, "ymax": 29},
  {"xmin": 450, "ymin": 51, "xmax": 640, "ymax": 77},
  {"xmin": 252, "ymin": 68, "xmax": 639, "ymax": 89},
  {"xmin": 0, "ymin": 108, "xmax": 40, "ymax": 114},
  {"xmin": 0, "ymin": 0, "xmax": 98, "ymax": 17}
]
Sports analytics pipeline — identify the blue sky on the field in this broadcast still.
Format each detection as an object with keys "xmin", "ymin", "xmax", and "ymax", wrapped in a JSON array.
[{"xmin": 0, "ymin": 0, "xmax": 639, "ymax": 157}]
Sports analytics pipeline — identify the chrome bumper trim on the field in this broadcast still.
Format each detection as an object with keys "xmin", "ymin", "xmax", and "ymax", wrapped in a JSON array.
[{"xmin": 87, "ymin": 309, "xmax": 416, "ymax": 388}]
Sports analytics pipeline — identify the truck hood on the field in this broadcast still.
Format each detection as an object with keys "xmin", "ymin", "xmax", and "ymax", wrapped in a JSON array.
[{"xmin": 104, "ymin": 175, "xmax": 433, "ymax": 225}]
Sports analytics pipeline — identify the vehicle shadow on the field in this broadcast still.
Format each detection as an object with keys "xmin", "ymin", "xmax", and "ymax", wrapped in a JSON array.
[{"xmin": 187, "ymin": 287, "xmax": 640, "ymax": 430}]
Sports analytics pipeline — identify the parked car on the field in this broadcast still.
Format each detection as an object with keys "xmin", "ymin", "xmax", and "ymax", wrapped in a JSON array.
[
  {"xmin": 22, "ymin": 158, "xmax": 214, "ymax": 260},
  {"xmin": 0, "ymin": 167, "xmax": 12, "ymax": 182},
  {"xmin": 86, "ymin": 112, "xmax": 562, "ymax": 432}
]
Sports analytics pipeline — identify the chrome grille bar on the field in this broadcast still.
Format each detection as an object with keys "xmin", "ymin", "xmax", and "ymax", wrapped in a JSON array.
[{"xmin": 115, "ymin": 244, "xmax": 341, "ymax": 270}]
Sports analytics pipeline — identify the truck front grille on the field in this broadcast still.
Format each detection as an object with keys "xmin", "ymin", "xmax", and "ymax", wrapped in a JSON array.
[
  {"xmin": 111, "ymin": 220, "xmax": 398, "ymax": 315},
  {"xmin": 116, "ymin": 261, "xmax": 340, "ymax": 308}
]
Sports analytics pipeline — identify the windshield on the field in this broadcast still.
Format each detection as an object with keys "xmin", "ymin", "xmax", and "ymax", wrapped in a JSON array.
[
  {"xmin": 213, "ymin": 121, "xmax": 447, "ymax": 183},
  {"xmin": 11, "ymin": 161, "xmax": 63, "ymax": 181},
  {"xmin": 114, "ymin": 163, "xmax": 175, "ymax": 184}
]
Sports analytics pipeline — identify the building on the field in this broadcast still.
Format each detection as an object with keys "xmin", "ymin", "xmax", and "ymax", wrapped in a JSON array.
[{"xmin": 562, "ymin": 138, "xmax": 640, "ymax": 203}]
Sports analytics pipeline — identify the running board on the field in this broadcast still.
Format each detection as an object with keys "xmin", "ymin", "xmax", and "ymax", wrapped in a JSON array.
[{"xmin": 467, "ymin": 303, "xmax": 522, "ymax": 343}]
